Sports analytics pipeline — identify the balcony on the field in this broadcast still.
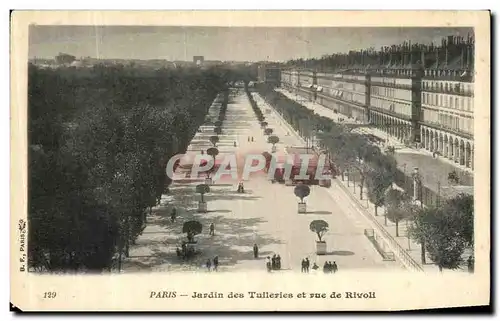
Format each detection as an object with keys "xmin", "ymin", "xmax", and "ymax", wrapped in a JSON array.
[
  {"xmin": 422, "ymin": 85, "xmax": 474, "ymax": 97},
  {"xmin": 370, "ymin": 81, "xmax": 413, "ymax": 91}
]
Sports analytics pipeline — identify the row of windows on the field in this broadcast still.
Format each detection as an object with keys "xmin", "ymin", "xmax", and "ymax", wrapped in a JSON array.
[
  {"xmin": 371, "ymin": 97, "xmax": 412, "ymax": 117},
  {"xmin": 422, "ymin": 93, "xmax": 473, "ymax": 112},
  {"xmin": 422, "ymin": 81, "xmax": 473, "ymax": 95},
  {"xmin": 371, "ymin": 86, "xmax": 412, "ymax": 101},
  {"xmin": 422, "ymin": 109, "xmax": 474, "ymax": 135}
]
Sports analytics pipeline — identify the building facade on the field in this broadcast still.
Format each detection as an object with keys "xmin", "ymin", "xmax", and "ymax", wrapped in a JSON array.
[
  {"xmin": 258, "ymin": 64, "xmax": 281, "ymax": 86},
  {"xmin": 280, "ymin": 66, "xmax": 474, "ymax": 169},
  {"xmin": 420, "ymin": 69, "xmax": 474, "ymax": 169},
  {"xmin": 316, "ymin": 71, "xmax": 370, "ymax": 123}
]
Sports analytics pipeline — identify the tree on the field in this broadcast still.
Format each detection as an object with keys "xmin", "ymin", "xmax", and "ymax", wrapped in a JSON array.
[
  {"xmin": 385, "ymin": 188, "xmax": 410, "ymax": 237},
  {"xmin": 267, "ymin": 135, "xmax": 279, "ymax": 147},
  {"xmin": 309, "ymin": 220, "xmax": 329, "ymax": 242},
  {"xmin": 209, "ymin": 135, "xmax": 219, "ymax": 147},
  {"xmin": 27, "ymin": 64, "xmax": 230, "ymax": 272},
  {"xmin": 182, "ymin": 220, "xmax": 203, "ymax": 243},
  {"xmin": 409, "ymin": 207, "xmax": 467, "ymax": 272},
  {"xmin": 55, "ymin": 52, "xmax": 76, "ymax": 65},
  {"xmin": 443, "ymin": 193, "xmax": 474, "ymax": 247},
  {"xmin": 294, "ymin": 184, "xmax": 311, "ymax": 203},
  {"xmin": 214, "ymin": 120, "xmax": 222, "ymax": 128},
  {"xmin": 260, "ymin": 121, "xmax": 268, "ymax": 129},
  {"xmin": 264, "ymin": 128, "xmax": 274, "ymax": 136},
  {"xmin": 366, "ymin": 168, "xmax": 393, "ymax": 216},
  {"xmin": 214, "ymin": 127, "xmax": 222, "ymax": 136},
  {"xmin": 195, "ymin": 184, "xmax": 210, "ymax": 203},
  {"xmin": 206, "ymin": 147, "xmax": 219, "ymax": 178}
]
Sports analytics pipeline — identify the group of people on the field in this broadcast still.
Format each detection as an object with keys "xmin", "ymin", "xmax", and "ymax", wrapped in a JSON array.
[
  {"xmin": 247, "ymin": 136, "xmax": 254, "ymax": 142},
  {"xmin": 301, "ymin": 258, "xmax": 311, "ymax": 273},
  {"xmin": 237, "ymin": 182, "xmax": 245, "ymax": 193},
  {"xmin": 205, "ymin": 256, "xmax": 219, "ymax": 272},
  {"xmin": 266, "ymin": 254, "xmax": 282, "ymax": 272},
  {"xmin": 322, "ymin": 261, "xmax": 339, "ymax": 274},
  {"xmin": 176, "ymin": 241, "xmax": 196, "ymax": 259},
  {"xmin": 301, "ymin": 259, "xmax": 339, "ymax": 274}
]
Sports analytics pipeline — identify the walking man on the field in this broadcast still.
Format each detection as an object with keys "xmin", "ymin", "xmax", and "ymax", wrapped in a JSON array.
[
  {"xmin": 170, "ymin": 207, "xmax": 177, "ymax": 223},
  {"xmin": 301, "ymin": 259, "xmax": 306, "ymax": 273},
  {"xmin": 332, "ymin": 261, "xmax": 338, "ymax": 273},
  {"xmin": 209, "ymin": 223, "xmax": 215, "ymax": 236},
  {"xmin": 305, "ymin": 257, "xmax": 310, "ymax": 273},
  {"xmin": 206, "ymin": 259, "xmax": 212, "ymax": 272},
  {"xmin": 213, "ymin": 256, "xmax": 219, "ymax": 272},
  {"xmin": 253, "ymin": 244, "xmax": 259, "ymax": 259}
]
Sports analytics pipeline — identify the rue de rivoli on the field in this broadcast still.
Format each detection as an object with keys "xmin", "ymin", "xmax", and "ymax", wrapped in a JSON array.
[{"xmin": 190, "ymin": 291, "xmax": 376, "ymax": 299}]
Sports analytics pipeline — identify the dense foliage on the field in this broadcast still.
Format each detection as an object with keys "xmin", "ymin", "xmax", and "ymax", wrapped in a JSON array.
[{"xmin": 28, "ymin": 64, "xmax": 230, "ymax": 272}]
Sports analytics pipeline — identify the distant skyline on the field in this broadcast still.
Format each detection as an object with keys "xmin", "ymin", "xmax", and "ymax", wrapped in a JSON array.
[{"xmin": 29, "ymin": 26, "xmax": 473, "ymax": 62}]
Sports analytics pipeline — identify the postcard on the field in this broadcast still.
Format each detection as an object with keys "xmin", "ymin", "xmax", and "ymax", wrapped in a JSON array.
[{"xmin": 10, "ymin": 10, "xmax": 490, "ymax": 311}]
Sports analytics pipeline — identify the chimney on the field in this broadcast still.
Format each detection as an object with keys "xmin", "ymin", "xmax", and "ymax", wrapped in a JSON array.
[
  {"xmin": 466, "ymin": 45, "xmax": 470, "ymax": 68},
  {"xmin": 421, "ymin": 50, "xmax": 425, "ymax": 68}
]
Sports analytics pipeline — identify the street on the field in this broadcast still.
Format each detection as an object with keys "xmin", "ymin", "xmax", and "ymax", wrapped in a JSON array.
[{"xmin": 124, "ymin": 89, "xmax": 403, "ymax": 273}]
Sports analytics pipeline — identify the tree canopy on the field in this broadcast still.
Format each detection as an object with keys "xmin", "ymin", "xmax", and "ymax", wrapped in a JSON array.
[
  {"xmin": 309, "ymin": 220, "xmax": 329, "ymax": 242},
  {"xmin": 28, "ymin": 63, "xmax": 231, "ymax": 272},
  {"xmin": 294, "ymin": 184, "xmax": 311, "ymax": 202}
]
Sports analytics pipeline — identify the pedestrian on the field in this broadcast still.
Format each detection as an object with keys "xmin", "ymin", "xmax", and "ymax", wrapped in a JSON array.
[
  {"xmin": 300, "ymin": 259, "xmax": 305, "ymax": 273},
  {"xmin": 333, "ymin": 261, "xmax": 338, "ymax": 273},
  {"xmin": 305, "ymin": 258, "xmax": 310, "ymax": 273},
  {"xmin": 170, "ymin": 207, "xmax": 177, "ymax": 223},
  {"xmin": 248, "ymin": 136, "xmax": 250, "ymax": 142},
  {"xmin": 209, "ymin": 223, "xmax": 215, "ymax": 236},
  {"xmin": 251, "ymin": 136, "xmax": 254, "ymax": 142},
  {"xmin": 253, "ymin": 244, "xmax": 259, "ymax": 259},
  {"xmin": 323, "ymin": 262, "xmax": 329, "ymax": 274},
  {"xmin": 266, "ymin": 257, "xmax": 272, "ymax": 272},
  {"xmin": 206, "ymin": 259, "xmax": 212, "ymax": 272},
  {"xmin": 467, "ymin": 256, "xmax": 474, "ymax": 273},
  {"xmin": 276, "ymin": 254, "xmax": 281, "ymax": 270},
  {"xmin": 181, "ymin": 242, "xmax": 187, "ymax": 259},
  {"xmin": 312, "ymin": 262, "xmax": 319, "ymax": 271},
  {"xmin": 213, "ymin": 256, "xmax": 219, "ymax": 272},
  {"xmin": 272, "ymin": 254, "xmax": 277, "ymax": 270}
]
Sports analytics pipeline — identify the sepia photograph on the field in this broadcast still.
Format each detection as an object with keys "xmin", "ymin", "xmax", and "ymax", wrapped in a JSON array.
[{"xmin": 10, "ymin": 11, "xmax": 490, "ymax": 311}]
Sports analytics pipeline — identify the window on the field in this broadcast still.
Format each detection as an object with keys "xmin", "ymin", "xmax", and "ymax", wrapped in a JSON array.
[
  {"xmin": 449, "ymin": 97, "xmax": 453, "ymax": 108},
  {"xmin": 440, "ymin": 83, "xmax": 444, "ymax": 91},
  {"xmin": 439, "ymin": 95, "xmax": 443, "ymax": 106},
  {"xmin": 455, "ymin": 98, "xmax": 459, "ymax": 109}
]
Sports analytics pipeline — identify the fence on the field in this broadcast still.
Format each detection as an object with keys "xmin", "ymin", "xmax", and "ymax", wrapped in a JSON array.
[
  {"xmin": 337, "ymin": 180, "xmax": 424, "ymax": 271},
  {"xmin": 364, "ymin": 229, "xmax": 396, "ymax": 261}
]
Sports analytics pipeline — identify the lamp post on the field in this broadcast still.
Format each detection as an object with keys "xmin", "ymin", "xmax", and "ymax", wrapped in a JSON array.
[
  {"xmin": 412, "ymin": 167, "xmax": 426, "ymax": 264},
  {"xmin": 412, "ymin": 167, "xmax": 420, "ymax": 201}
]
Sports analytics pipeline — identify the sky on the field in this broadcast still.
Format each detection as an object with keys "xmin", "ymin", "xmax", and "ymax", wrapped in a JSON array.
[{"xmin": 29, "ymin": 26, "xmax": 473, "ymax": 62}]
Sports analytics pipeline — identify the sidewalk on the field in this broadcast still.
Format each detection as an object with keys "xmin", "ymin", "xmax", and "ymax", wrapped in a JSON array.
[
  {"xmin": 275, "ymin": 89, "xmax": 474, "ymax": 195},
  {"xmin": 255, "ymin": 91, "xmax": 471, "ymax": 274}
]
